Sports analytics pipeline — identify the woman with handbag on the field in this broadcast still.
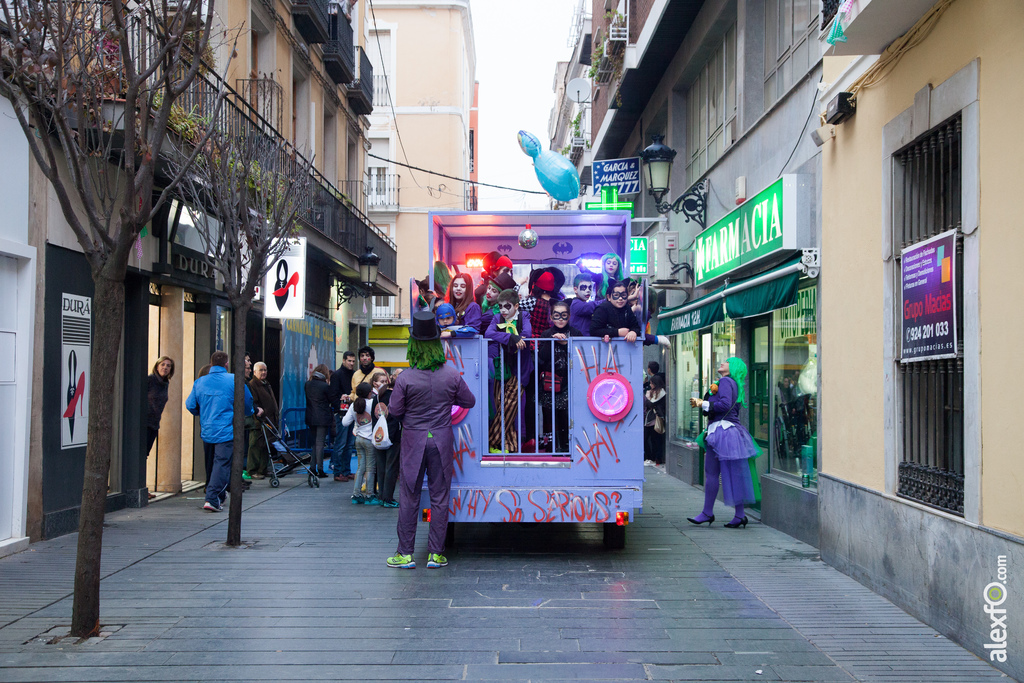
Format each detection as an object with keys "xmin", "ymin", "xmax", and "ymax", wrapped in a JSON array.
[
  {"xmin": 687, "ymin": 357, "xmax": 760, "ymax": 528},
  {"xmin": 643, "ymin": 374, "xmax": 666, "ymax": 466},
  {"xmin": 538, "ymin": 300, "xmax": 580, "ymax": 453}
]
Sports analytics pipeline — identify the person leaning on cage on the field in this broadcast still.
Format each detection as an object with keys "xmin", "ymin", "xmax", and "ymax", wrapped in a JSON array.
[
  {"xmin": 485, "ymin": 288, "xmax": 533, "ymax": 452},
  {"xmin": 589, "ymin": 279, "xmax": 641, "ymax": 342},
  {"xmin": 386, "ymin": 312, "xmax": 475, "ymax": 570}
]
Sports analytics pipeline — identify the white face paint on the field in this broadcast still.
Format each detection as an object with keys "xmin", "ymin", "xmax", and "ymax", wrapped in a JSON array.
[
  {"xmin": 485, "ymin": 284, "xmax": 501, "ymax": 304},
  {"xmin": 452, "ymin": 279, "xmax": 467, "ymax": 301},
  {"xmin": 499, "ymin": 302, "xmax": 517, "ymax": 320},
  {"xmin": 575, "ymin": 282, "xmax": 593, "ymax": 302},
  {"xmin": 604, "ymin": 257, "xmax": 620, "ymax": 276}
]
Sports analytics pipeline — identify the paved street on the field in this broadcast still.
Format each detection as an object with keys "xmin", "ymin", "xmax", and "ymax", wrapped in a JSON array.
[{"xmin": 0, "ymin": 469, "xmax": 1009, "ymax": 682}]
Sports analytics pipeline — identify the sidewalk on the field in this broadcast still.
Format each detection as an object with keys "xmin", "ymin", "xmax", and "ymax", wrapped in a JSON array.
[{"xmin": 0, "ymin": 467, "xmax": 1010, "ymax": 682}]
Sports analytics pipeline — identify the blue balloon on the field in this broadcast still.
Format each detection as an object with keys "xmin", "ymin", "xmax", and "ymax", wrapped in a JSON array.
[{"xmin": 518, "ymin": 130, "xmax": 581, "ymax": 202}]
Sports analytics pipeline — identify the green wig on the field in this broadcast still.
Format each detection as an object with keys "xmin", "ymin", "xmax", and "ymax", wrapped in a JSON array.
[
  {"xmin": 406, "ymin": 337, "xmax": 446, "ymax": 371},
  {"xmin": 726, "ymin": 357, "xmax": 748, "ymax": 406},
  {"xmin": 596, "ymin": 252, "xmax": 625, "ymax": 298}
]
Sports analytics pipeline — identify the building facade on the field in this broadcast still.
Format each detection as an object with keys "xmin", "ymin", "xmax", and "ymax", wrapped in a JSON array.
[
  {"xmin": 552, "ymin": 0, "xmax": 824, "ymax": 544},
  {"xmin": 362, "ymin": 0, "xmax": 478, "ymax": 365},
  {"xmin": 18, "ymin": 0, "xmax": 398, "ymax": 539},
  {"xmin": 817, "ymin": 0, "xmax": 1023, "ymax": 677}
]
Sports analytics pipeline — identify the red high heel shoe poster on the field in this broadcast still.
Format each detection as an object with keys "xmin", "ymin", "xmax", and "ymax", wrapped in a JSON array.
[{"xmin": 264, "ymin": 237, "xmax": 306, "ymax": 320}]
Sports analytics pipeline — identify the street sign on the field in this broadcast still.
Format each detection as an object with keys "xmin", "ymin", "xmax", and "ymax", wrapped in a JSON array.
[
  {"xmin": 629, "ymin": 237, "xmax": 648, "ymax": 276},
  {"xmin": 593, "ymin": 157, "xmax": 641, "ymax": 195}
]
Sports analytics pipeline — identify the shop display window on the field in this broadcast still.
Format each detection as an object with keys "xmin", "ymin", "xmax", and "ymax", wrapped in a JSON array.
[
  {"xmin": 673, "ymin": 331, "xmax": 700, "ymax": 441},
  {"xmin": 771, "ymin": 287, "xmax": 818, "ymax": 482}
]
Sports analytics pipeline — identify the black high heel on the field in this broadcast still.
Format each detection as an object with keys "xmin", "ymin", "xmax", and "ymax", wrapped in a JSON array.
[
  {"xmin": 724, "ymin": 516, "xmax": 748, "ymax": 528},
  {"xmin": 687, "ymin": 514, "xmax": 714, "ymax": 526}
]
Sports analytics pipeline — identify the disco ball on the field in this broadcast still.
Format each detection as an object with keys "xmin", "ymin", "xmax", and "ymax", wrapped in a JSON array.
[{"xmin": 518, "ymin": 225, "xmax": 539, "ymax": 249}]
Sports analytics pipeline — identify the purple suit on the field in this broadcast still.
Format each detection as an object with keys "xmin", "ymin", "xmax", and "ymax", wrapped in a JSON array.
[
  {"xmin": 388, "ymin": 363, "xmax": 476, "ymax": 555},
  {"xmin": 569, "ymin": 298, "xmax": 598, "ymax": 336},
  {"xmin": 459, "ymin": 302, "xmax": 482, "ymax": 331}
]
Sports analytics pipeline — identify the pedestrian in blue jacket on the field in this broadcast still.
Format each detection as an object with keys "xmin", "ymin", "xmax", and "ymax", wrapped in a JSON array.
[{"xmin": 187, "ymin": 351, "xmax": 258, "ymax": 512}]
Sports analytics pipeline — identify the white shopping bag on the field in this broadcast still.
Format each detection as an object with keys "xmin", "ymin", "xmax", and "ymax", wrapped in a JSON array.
[{"xmin": 372, "ymin": 412, "xmax": 392, "ymax": 450}]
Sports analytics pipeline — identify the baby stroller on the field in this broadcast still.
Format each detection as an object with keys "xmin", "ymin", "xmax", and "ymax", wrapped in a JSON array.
[{"xmin": 257, "ymin": 415, "xmax": 321, "ymax": 489}]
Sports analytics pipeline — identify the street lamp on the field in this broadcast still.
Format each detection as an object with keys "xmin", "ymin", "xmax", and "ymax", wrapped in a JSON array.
[
  {"xmin": 639, "ymin": 135, "xmax": 707, "ymax": 229},
  {"xmin": 358, "ymin": 245, "xmax": 381, "ymax": 292},
  {"xmin": 639, "ymin": 134, "xmax": 676, "ymax": 205}
]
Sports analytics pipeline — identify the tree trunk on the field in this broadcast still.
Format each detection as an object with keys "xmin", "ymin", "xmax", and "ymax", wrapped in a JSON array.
[
  {"xmin": 226, "ymin": 301, "xmax": 252, "ymax": 546},
  {"xmin": 70, "ymin": 270, "xmax": 125, "ymax": 637}
]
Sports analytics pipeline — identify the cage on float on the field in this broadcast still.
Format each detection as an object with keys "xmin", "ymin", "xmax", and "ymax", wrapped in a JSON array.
[{"xmin": 421, "ymin": 210, "xmax": 645, "ymax": 549}]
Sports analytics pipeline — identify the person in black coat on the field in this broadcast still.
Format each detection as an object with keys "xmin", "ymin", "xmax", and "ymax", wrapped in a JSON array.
[
  {"xmin": 304, "ymin": 364, "xmax": 333, "ymax": 479},
  {"xmin": 147, "ymin": 356, "xmax": 174, "ymax": 499},
  {"xmin": 372, "ymin": 368, "xmax": 403, "ymax": 507},
  {"xmin": 589, "ymin": 279, "xmax": 641, "ymax": 342},
  {"xmin": 328, "ymin": 351, "xmax": 356, "ymax": 481},
  {"xmin": 537, "ymin": 301, "xmax": 580, "ymax": 453}
]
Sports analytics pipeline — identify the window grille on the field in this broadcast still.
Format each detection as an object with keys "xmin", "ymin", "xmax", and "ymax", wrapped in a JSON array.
[{"xmin": 894, "ymin": 114, "xmax": 964, "ymax": 516}]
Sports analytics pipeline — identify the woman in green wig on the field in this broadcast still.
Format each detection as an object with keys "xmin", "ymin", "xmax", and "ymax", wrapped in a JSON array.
[{"xmin": 686, "ymin": 357, "xmax": 760, "ymax": 528}]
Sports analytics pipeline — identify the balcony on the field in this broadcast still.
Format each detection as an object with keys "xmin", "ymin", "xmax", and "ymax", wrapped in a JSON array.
[
  {"xmin": 292, "ymin": 0, "xmax": 329, "ymax": 44},
  {"xmin": 323, "ymin": 13, "xmax": 355, "ymax": 85},
  {"xmin": 234, "ymin": 76, "xmax": 283, "ymax": 133},
  {"xmin": 821, "ymin": 0, "xmax": 940, "ymax": 56},
  {"xmin": 339, "ymin": 180, "xmax": 367, "ymax": 215},
  {"xmin": 373, "ymin": 74, "xmax": 390, "ymax": 110},
  {"xmin": 347, "ymin": 46, "xmax": 373, "ymax": 115},
  {"xmin": 464, "ymin": 185, "xmax": 478, "ymax": 212},
  {"xmin": 366, "ymin": 170, "xmax": 400, "ymax": 212}
]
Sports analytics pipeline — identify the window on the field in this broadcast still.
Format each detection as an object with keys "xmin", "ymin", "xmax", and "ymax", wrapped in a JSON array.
[
  {"xmin": 686, "ymin": 26, "xmax": 736, "ymax": 186},
  {"xmin": 673, "ymin": 331, "xmax": 701, "ymax": 441},
  {"xmin": 894, "ymin": 115, "xmax": 964, "ymax": 516},
  {"xmin": 764, "ymin": 0, "xmax": 819, "ymax": 109},
  {"xmin": 771, "ymin": 286, "xmax": 818, "ymax": 481},
  {"xmin": 468, "ymin": 129, "xmax": 475, "ymax": 174}
]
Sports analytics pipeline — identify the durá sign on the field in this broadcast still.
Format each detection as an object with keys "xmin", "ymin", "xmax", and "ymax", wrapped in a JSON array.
[{"xmin": 694, "ymin": 175, "xmax": 809, "ymax": 286}]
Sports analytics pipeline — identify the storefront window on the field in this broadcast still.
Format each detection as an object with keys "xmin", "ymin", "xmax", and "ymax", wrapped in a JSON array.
[
  {"xmin": 750, "ymin": 322, "xmax": 770, "ymax": 444},
  {"xmin": 215, "ymin": 304, "xmax": 231, "ymax": 353},
  {"xmin": 673, "ymin": 331, "xmax": 700, "ymax": 441},
  {"xmin": 771, "ymin": 286, "xmax": 818, "ymax": 482},
  {"xmin": 710, "ymin": 319, "xmax": 736, "ymax": 383}
]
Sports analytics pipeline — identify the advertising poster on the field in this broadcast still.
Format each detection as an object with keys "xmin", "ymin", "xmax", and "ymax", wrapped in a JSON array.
[
  {"xmin": 61, "ymin": 293, "xmax": 91, "ymax": 449},
  {"xmin": 280, "ymin": 313, "xmax": 336, "ymax": 415},
  {"xmin": 901, "ymin": 230, "xmax": 957, "ymax": 362},
  {"xmin": 264, "ymin": 237, "xmax": 306, "ymax": 320},
  {"xmin": 592, "ymin": 157, "xmax": 641, "ymax": 195}
]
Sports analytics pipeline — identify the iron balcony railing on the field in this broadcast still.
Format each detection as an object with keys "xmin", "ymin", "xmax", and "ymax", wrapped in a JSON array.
[
  {"xmin": 323, "ymin": 13, "xmax": 355, "ymax": 85},
  {"xmin": 366, "ymin": 170, "xmax": 400, "ymax": 209},
  {"xmin": 373, "ymin": 74, "xmax": 390, "ymax": 109},
  {"xmin": 122, "ymin": 17, "xmax": 396, "ymax": 282},
  {"xmin": 292, "ymin": 0, "xmax": 330, "ymax": 44},
  {"xmin": 234, "ymin": 76, "xmax": 283, "ymax": 133},
  {"xmin": 339, "ymin": 180, "xmax": 367, "ymax": 215},
  {"xmin": 347, "ymin": 45, "xmax": 373, "ymax": 115}
]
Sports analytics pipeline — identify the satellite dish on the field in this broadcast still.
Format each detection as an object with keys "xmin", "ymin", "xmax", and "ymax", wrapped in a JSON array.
[{"xmin": 566, "ymin": 77, "xmax": 591, "ymax": 104}]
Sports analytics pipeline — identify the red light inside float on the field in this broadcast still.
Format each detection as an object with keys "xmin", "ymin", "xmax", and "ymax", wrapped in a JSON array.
[
  {"xmin": 616, "ymin": 511, "xmax": 629, "ymax": 526},
  {"xmin": 464, "ymin": 253, "xmax": 486, "ymax": 269},
  {"xmin": 422, "ymin": 508, "xmax": 431, "ymax": 522}
]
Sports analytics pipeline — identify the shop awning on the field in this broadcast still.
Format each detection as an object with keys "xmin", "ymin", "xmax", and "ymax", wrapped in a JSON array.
[
  {"xmin": 724, "ymin": 257, "xmax": 802, "ymax": 319},
  {"xmin": 656, "ymin": 256, "xmax": 814, "ymax": 334}
]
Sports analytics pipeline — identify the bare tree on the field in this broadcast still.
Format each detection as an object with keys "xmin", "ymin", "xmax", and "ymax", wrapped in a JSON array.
[
  {"xmin": 0, "ymin": 0, "xmax": 234, "ymax": 635},
  {"xmin": 169, "ymin": 128, "xmax": 314, "ymax": 546}
]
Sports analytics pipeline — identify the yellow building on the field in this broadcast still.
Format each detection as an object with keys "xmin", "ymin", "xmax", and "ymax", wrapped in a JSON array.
[
  {"xmin": 817, "ymin": 1, "xmax": 1022, "ymax": 677},
  {"xmin": 361, "ymin": 0, "xmax": 478, "ymax": 364}
]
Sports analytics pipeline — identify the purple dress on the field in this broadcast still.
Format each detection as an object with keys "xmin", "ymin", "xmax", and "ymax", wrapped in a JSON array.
[{"xmin": 703, "ymin": 376, "xmax": 758, "ymax": 506}]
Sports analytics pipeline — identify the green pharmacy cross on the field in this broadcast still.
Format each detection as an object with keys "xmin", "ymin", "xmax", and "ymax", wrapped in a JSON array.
[{"xmin": 585, "ymin": 186, "xmax": 634, "ymax": 217}]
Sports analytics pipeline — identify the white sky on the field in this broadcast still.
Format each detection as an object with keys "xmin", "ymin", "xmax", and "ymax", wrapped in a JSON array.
[{"xmin": 471, "ymin": 0, "xmax": 577, "ymax": 210}]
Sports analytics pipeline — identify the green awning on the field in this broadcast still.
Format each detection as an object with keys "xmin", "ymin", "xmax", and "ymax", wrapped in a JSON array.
[
  {"xmin": 724, "ymin": 257, "xmax": 802, "ymax": 319},
  {"xmin": 656, "ymin": 287, "xmax": 725, "ymax": 336}
]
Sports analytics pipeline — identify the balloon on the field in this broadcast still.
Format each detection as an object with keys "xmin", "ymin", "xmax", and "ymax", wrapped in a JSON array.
[{"xmin": 518, "ymin": 130, "xmax": 581, "ymax": 202}]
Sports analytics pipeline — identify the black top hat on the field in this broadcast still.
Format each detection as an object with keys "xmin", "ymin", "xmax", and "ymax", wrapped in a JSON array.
[
  {"xmin": 490, "ymin": 272, "xmax": 518, "ymax": 293},
  {"xmin": 410, "ymin": 310, "xmax": 441, "ymax": 340}
]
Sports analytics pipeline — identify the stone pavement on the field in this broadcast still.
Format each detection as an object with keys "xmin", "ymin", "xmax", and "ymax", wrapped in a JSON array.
[{"xmin": 0, "ymin": 467, "xmax": 1011, "ymax": 682}]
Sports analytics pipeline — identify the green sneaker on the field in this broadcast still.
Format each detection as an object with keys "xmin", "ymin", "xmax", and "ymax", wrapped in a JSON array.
[
  {"xmin": 386, "ymin": 553, "xmax": 415, "ymax": 569},
  {"xmin": 426, "ymin": 553, "xmax": 448, "ymax": 568},
  {"xmin": 242, "ymin": 471, "xmax": 252, "ymax": 481}
]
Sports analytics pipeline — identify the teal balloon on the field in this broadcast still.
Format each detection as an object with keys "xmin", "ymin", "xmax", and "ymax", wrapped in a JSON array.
[{"xmin": 518, "ymin": 130, "xmax": 581, "ymax": 202}]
